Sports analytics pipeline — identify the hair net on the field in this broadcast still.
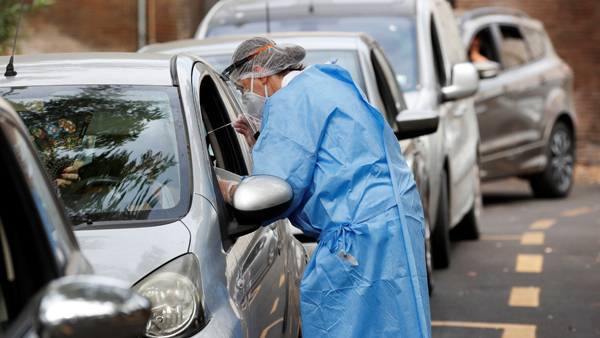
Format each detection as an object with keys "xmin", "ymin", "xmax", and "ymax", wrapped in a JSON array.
[{"xmin": 225, "ymin": 36, "xmax": 306, "ymax": 83}]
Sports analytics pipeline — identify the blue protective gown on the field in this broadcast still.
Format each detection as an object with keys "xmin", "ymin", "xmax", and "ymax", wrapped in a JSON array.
[{"xmin": 252, "ymin": 64, "xmax": 431, "ymax": 337}]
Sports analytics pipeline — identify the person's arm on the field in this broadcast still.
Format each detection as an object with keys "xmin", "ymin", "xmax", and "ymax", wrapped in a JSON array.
[{"xmin": 218, "ymin": 179, "xmax": 238, "ymax": 204}]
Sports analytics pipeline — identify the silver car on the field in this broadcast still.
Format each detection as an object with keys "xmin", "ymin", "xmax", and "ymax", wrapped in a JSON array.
[
  {"xmin": 195, "ymin": 0, "xmax": 481, "ymax": 270},
  {"xmin": 140, "ymin": 31, "xmax": 440, "ymax": 290},
  {"xmin": 0, "ymin": 97, "xmax": 150, "ymax": 338},
  {"xmin": 0, "ymin": 53, "xmax": 308, "ymax": 338},
  {"xmin": 458, "ymin": 7, "xmax": 577, "ymax": 198}
]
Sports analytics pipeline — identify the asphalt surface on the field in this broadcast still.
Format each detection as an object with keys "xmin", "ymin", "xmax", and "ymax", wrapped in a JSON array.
[{"xmin": 430, "ymin": 177, "xmax": 600, "ymax": 338}]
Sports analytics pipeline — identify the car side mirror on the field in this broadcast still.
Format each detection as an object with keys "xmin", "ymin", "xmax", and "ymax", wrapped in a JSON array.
[
  {"xmin": 473, "ymin": 60, "xmax": 501, "ymax": 79},
  {"xmin": 441, "ymin": 62, "xmax": 479, "ymax": 101},
  {"xmin": 35, "ymin": 275, "xmax": 150, "ymax": 338},
  {"xmin": 394, "ymin": 110, "xmax": 439, "ymax": 140},
  {"xmin": 229, "ymin": 175, "xmax": 293, "ymax": 236}
]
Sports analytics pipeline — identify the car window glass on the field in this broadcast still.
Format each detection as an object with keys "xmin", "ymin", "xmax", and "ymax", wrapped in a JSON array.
[
  {"xmin": 469, "ymin": 27, "xmax": 500, "ymax": 63},
  {"xmin": 522, "ymin": 27, "xmax": 545, "ymax": 61},
  {"xmin": 202, "ymin": 50, "xmax": 366, "ymax": 93},
  {"xmin": 434, "ymin": 0, "xmax": 468, "ymax": 65},
  {"xmin": 207, "ymin": 16, "xmax": 419, "ymax": 92},
  {"xmin": 499, "ymin": 25, "xmax": 532, "ymax": 69},
  {"xmin": 371, "ymin": 48, "xmax": 404, "ymax": 129},
  {"xmin": 0, "ymin": 86, "xmax": 191, "ymax": 226},
  {"xmin": 199, "ymin": 75, "xmax": 248, "ymax": 177}
]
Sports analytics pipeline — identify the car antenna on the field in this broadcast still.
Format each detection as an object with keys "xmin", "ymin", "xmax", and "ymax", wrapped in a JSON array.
[
  {"xmin": 4, "ymin": 0, "xmax": 25, "ymax": 77},
  {"xmin": 265, "ymin": 1, "xmax": 271, "ymax": 33}
]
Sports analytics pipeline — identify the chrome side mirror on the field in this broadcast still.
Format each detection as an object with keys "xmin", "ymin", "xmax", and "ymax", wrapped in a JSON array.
[
  {"xmin": 473, "ymin": 60, "xmax": 501, "ymax": 79},
  {"xmin": 35, "ymin": 275, "xmax": 150, "ymax": 338},
  {"xmin": 394, "ymin": 110, "xmax": 440, "ymax": 140},
  {"xmin": 231, "ymin": 175, "xmax": 293, "ymax": 231},
  {"xmin": 441, "ymin": 62, "xmax": 479, "ymax": 101}
]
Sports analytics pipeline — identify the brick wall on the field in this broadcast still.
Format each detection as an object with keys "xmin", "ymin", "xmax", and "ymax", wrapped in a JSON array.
[
  {"xmin": 455, "ymin": 0, "xmax": 600, "ymax": 164},
  {"xmin": 23, "ymin": 0, "xmax": 206, "ymax": 53}
]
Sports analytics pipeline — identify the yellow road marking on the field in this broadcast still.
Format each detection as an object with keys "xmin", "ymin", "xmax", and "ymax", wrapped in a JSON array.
[
  {"xmin": 279, "ymin": 274, "xmax": 285, "ymax": 288},
  {"xmin": 270, "ymin": 297, "xmax": 279, "ymax": 314},
  {"xmin": 509, "ymin": 287, "xmax": 540, "ymax": 307},
  {"xmin": 431, "ymin": 321, "xmax": 536, "ymax": 338},
  {"xmin": 259, "ymin": 318, "xmax": 284, "ymax": 338},
  {"xmin": 521, "ymin": 232, "xmax": 545, "ymax": 245},
  {"xmin": 516, "ymin": 254, "xmax": 544, "ymax": 273},
  {"xmin": 561, "ymin": 206, "xmax": 598, "ymax": 217},
  {"xmin": 249, "ymin": 285, "xmax": 261, "ymax": 306},
  {"xmin": 481, "ymin": 235, "xmax": 522, "ymax": 241},
  {"xmin": 529, "ymin": 219, "xmax": 556, "ymax": 230}
]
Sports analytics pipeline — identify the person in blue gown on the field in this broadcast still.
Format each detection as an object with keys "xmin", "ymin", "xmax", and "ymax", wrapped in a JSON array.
[{"xmin": 219, "ymin": 37, "xmax": 431, "ymax": 338}]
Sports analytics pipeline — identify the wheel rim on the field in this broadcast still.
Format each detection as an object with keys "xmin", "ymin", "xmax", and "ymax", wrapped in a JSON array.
[{"xmin": 550, "ymin": 129, "xmax": 573, "ymax": 192}]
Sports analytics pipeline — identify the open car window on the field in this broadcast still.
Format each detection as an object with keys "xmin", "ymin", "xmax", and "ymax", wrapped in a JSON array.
[{"xmin": 0, "ymin": 85, "xmax": 191, "ymax": 226}]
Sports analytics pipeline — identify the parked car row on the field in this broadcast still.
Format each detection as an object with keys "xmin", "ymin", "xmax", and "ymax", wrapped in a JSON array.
[{"xmin": 0, "ymin": 0, "xmax": 575, "ymax": 337}]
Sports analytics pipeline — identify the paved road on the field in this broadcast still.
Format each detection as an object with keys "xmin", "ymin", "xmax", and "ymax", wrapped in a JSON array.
[{"xmin": 430, "ymin": 178, "xmax": 600, "ymax": 338}]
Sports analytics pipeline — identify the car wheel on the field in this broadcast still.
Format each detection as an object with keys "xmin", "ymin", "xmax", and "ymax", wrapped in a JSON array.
[
  {"xmin": 431, "ymin": 168, "xmax": 451, "ymax": 269},
  {"xmin": 529, "ymin": 121, "xmax": 574, "ymax": 198},
  {"xmin": 451, "ymin": 162, "xmax": 482, "ymax": 241}
]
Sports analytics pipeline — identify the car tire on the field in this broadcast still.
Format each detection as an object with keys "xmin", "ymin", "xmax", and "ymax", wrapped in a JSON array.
[
  {"xmin": 431, "ymin": 168, "xmax": 451, "ymax": 269},
  {"xmin": 529, "ymin": 121, "xmax": 574, "ymax": 198},
  {"xmin": 451, "ymin": 162, "xmax": 482, "ymax": 241}
]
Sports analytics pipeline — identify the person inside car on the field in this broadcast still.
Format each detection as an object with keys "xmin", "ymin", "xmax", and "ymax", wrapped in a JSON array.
[{"xmin": 469, "ymin": 36, "xmax": 490, "ymax": 62}]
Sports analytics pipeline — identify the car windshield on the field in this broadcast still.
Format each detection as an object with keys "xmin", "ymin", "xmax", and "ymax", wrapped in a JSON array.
[
  {"xmin": 207, "ymin": 16, "xmax": 418, "ymax": 91},
  {"xmin": 0, "ymin": 85, "xmax": 190, "ymax": 226},
  {"xmin": 203, "ymin": 49, "xmax": 366, "ymax": 93}
]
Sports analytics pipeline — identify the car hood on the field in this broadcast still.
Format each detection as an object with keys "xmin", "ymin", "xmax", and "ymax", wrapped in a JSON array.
[{"xmin": 74, "ymin": 221, "xmax": 190, "ymax": 285}]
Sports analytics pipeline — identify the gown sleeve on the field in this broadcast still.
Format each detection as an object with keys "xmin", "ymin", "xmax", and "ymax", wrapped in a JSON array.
[{"xmin": 250, "ymin": 86, "xmax": 326, "ymax": 224}]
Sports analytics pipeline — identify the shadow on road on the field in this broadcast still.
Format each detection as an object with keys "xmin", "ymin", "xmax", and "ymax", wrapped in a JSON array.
[{"xmin": 482, "ymin": 192, "xmax": 533, "ymax": 206}]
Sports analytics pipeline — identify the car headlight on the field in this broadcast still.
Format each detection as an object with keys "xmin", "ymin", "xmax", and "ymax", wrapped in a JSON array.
[{"xmin": 132, "ymin": 254, "xmax": 208, "ymax": 337}]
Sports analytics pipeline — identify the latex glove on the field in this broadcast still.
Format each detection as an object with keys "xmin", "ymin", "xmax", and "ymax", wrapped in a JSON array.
[
  {"xmin": 218, "ymin": 179, "xmax": 238, "ymax": 204},
  {"xmin": 233, "ymin": 117, "xmax": 256, "ymax": 147}
]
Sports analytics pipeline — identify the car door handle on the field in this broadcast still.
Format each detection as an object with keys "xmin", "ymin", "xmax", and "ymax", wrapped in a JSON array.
[{"xmin": 453, "ymin": 106, "xmax": 467, "ymax": 117}]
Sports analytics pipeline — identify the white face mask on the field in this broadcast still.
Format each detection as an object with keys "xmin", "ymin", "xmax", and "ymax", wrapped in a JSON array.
[{"xmin": 241, "ymin": 76, "xmax": 268, "ymax": 135}]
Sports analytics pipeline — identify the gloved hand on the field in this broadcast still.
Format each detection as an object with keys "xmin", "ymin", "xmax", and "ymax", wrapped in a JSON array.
[
  {"xmin": 233, "ymin": 117, "xmax": 256, "ymax": 147},
  {"xmin": 218, "ymin": 179, "xmax": 238, "ymax": 204}
]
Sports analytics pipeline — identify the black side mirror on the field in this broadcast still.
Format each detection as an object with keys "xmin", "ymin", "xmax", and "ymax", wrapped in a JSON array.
[
  {"xmin": 34, "ymin": 275, "xmax": 150, "ymax": 338},
  {"xmin": 394, "ymin": 110, "xmax": 440, "ymax": 140},
  {"xmin": 228, "ymin": 175, "xmax": 293, "ymax": 238}
]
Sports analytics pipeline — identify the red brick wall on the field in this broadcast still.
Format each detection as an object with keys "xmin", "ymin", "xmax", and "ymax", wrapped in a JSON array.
[
  {"xmin": 24, "ymin": 0, "xmax": 205, "ymax": 52},
  {"xmin": 455, "ymin": 0, "xmax": 600, "ymax": 164}
]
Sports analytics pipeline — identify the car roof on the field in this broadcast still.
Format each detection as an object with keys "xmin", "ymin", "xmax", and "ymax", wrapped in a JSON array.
[
  {"xmin": 0, "ymin": 53, "xmax": 176, "ymax": 88},
  {"xmin": 458, "ymin": 6, "xmax": 544, "ymax": 31},
  {"xmin": 141, "ymin": 31, "xmax": 374, "ymax": 57},
  {"xmin": 202, "ymin": 0, "xmax": 415, "ymax": 35}
]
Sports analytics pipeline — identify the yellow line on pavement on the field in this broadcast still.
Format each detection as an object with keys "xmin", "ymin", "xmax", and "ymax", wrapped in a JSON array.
[
  {"xmin": 521, "ymin": 232, "xmax": 545, "ymax": 245},
  {"xmin": 260, "ymin": 318, "xmax": 284, "ymax": 338},
  {"xmin": 431, "ymin": 321, "xmax": 536, "ymax": 338},
  {"xmin": 270, "ymin": 297, "xmax": 279, "ymax": 314},
  {"xmin": 516, "ymin": 254, "xmax": 544, "ymax": 273},
  {"xmin": 529, "ymin": 219, "xmax": 556, "ymax": 230},
  {"xmin": 481, "ymin": 235, "xmax": 522, "ymax": 241},
  {"xmin": 508, "ymin": 287, "xmax": 540, "ymax": 307},
  {"xmin": 279, "ymin": 274, "xmax": 285, "ymax": 288},
  {"xmin": 561, "ymin": 206, "xmax": 598, "ymax": 217}
]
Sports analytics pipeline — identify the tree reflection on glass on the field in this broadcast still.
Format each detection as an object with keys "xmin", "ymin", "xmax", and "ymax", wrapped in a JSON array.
[{"xmin": 1, "ymin": 85, "xmax": 186, "ymax": 225}]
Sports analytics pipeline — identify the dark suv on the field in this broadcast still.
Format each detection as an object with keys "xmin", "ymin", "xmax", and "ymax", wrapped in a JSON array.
[{"xmin": 459, "ymin": 7, "xmax": 577, "ymax": 198}]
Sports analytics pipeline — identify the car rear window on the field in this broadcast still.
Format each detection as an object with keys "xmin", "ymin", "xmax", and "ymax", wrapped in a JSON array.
[
  {"xmin": 207, "ymin": 16, "xmax": 418, "ymax": 92},
  {"xmin": 202, "ymin": 49, "xmax": 366, "ymax": 93},
  {"xmin": 0, "ymin": 85, "xmax": 190, "ymax": 226}
]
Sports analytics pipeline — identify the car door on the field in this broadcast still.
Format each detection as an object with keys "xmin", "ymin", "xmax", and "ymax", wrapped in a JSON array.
[
  {"xmin": 431, "ymin": 0, "xmax": 477, "ymax": 223},
  {"xmin": 194, "ymin": 66, "xmax": 289, "ymax": 338},
  {"xmin": 496, "ymin": 24, "xmax": 542, "ymax": 159}
]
